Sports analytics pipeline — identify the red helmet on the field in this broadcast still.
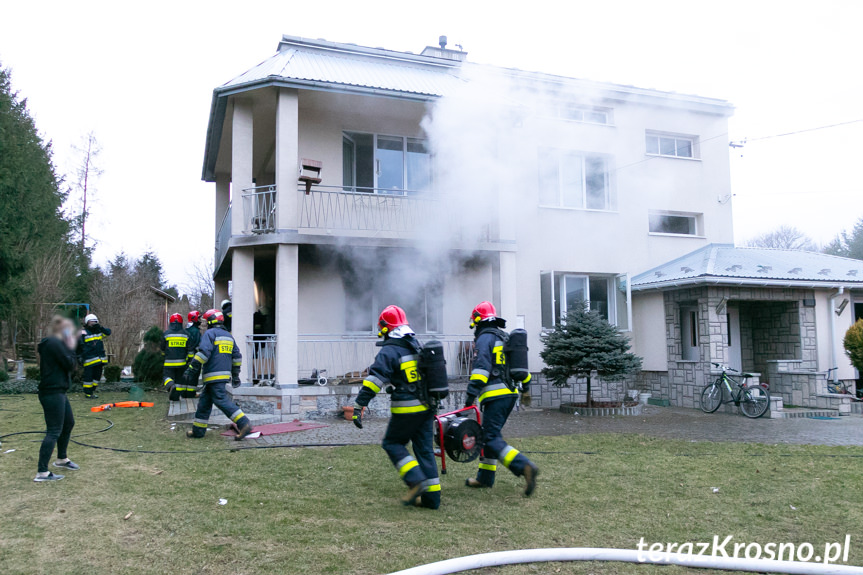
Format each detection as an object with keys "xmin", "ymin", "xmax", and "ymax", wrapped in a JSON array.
[
  {"xmin": 169, "ymin": 313, "xmax": 183, "ymax": 324},
  {"xmin": 470, "ymin": 301, "xmax": 497, "ymax": 328},
  {"xmin": 378, "ymin": 305, "xmax": 408, "ymax": 337},
  {"xmin": 203, "ymin": 309, "xmax": 225, "ymax": 326},
  {"xmin": 188, "ymin": 311, "xmax": 201, "ymax": 323}
]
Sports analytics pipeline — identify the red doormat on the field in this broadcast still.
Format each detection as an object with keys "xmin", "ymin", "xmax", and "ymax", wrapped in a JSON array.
[{"xmin": 221, "ymin": 419, "xmax": 329, "ymax": 437}]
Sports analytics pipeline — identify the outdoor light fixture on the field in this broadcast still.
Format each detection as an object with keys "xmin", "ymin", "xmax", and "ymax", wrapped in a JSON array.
[{"xmin": 836, "ymin": 299, "xmax": 849, "ymax": 316}]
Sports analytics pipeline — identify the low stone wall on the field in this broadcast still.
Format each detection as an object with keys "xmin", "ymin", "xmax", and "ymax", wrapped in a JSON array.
[
  {"xmin": 529, "ymin": 373, "xmax": 636, "ymax": 409},
  {"xmin": 766, "ymin": 360, "xmax": 822, "ymax": 406}
]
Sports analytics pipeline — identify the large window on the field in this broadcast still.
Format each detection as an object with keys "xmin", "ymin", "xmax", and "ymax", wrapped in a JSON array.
[
  {"xmin": 345, "ymin": 284, "xmax": 442, "ymax": 334},
  {"xmin": 540, "ymin": 272, "xmax": 630, "ymax": 330},
  {"xmin": 343, "ymin": 132, "xmax": 432, "ymax": 193},
  {"xmin": 649, "ymin": 211, "xmax": 701, "ymax": 236},
  {"xmin": 645, "ymin": 132, "xmax": 698, "ymax": 159},
  {"xmin": 538, "ymin": 149, "xmax": 610, "ymax": 210}
]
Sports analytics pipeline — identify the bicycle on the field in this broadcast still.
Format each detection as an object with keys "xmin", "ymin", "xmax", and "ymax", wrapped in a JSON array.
[
  {"xmin": 825, "ymin": 367, "xmax": 862, "ymax": 399},
  {"xmin": 700, "ymin": 363, "xmax": 771, "ymax": 418}
]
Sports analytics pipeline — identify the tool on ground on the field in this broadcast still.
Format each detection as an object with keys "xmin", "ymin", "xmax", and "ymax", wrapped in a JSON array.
[
  {"xmin": 91, "ymin": 401, "xmax": 155, "ymax": 412},
  {"xmin": 433, "ymin": 405, "xmax": 482, "ymax": 474}
]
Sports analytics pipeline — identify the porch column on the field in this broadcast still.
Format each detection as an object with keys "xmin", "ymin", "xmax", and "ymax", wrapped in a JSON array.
[
  {"xmin": 275, "ymin": 88, "xmax": 299, "ymax": 230},
  {"xmin": 231, "ymin": 98, "xmax": 254, "ymax": 236},
  {"xmin": 276, "ymin": 244, "xmax": 299, "ymax": 388},
  {"xmin": 215, "ymin": 174, "xmax": 230, "ymax": 233},
  {"xmin": 232, "ymin": 247, "xmax": 255, "ymax": 385},
  {"xmin": 497, "ymin": 251, "xmax": 518, "ymax": 319},
  {"xmin": 214, "ymin": 278, "xmax": 229, "ymax": 308}
]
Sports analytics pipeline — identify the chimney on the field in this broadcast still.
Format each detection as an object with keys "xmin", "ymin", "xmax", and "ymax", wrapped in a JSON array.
[{"xmin": 421, "ymin": 36, "xmax": 467, "ymax": 62}]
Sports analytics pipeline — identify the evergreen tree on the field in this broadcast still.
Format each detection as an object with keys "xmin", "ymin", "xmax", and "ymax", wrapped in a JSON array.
[
  {"xmin": 824, "ymin": 218, "xmax": 863, "ymax": 260},
  {"xmin": 540, "ymin": 301, "xmax": 642, "ymax": 406}
]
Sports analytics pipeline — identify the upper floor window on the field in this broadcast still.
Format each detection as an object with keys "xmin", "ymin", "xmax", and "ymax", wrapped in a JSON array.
[
  {"xmin": 538, "ymin": 149, "xmax": 610, "ymax": 210},
  {"xmin": 540, "ymin": 272, "xmax": 630, "ymax": 331},
  {"xmin": 342, "ymin": 132, "xmax": 432, "ymax": 194},
  {"xmin": 556, "ymin": 104, "xmax": 610, "ymax": 125},
  {"xmin": 649, "ymin": 211, "xmax": 701, "ymax": 236},
  {"xmin": 645, "ymin": 132, "xmax": 698, "ymax": 159}
]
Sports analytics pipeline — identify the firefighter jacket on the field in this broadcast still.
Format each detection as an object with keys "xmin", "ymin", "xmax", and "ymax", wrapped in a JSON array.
[
  {"xmin": 186, "ymin": 323, "xmax": 202, "ymax": 361},
  {"xmin": 355, "ymin": 336, "xmax": 427, "ymax": 414},
  {"xmin": 222, "ymin": 302, "xmax": 233, "ymax": 332},
  {"xmin": 467, "ymin": 324, "xmax": 518, "ymax": 407},
  {"xmin": 161, "ymin": 323, "xmax": 191, "ymax": 368},
  {"xmin": 78, "ymin": 324, "xmax": 111, "ymax": 366},
  {"xmin": 190, "ymin": 325, "xmax": 241, "ymax": 384}
]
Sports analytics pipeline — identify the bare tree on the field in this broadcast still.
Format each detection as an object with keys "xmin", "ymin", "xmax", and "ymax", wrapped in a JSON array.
[
  {"xmin": 746, "ymin": 226, "xmax": 818, "ymax": 251},
  {"xmin": 70, "ymin": 132, "xmax": 103, "ymax": 249},
  {"xmin": 183, "ymin": 261, "xmax": 215, "ymax": 312}
]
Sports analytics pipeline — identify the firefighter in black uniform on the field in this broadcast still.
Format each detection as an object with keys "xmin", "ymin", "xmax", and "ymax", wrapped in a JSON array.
[
  {"xmin": 185, "ymin": 310, "xmax": 203, "ymax": 396},
  {"xmin": 220, "ymin": 299, "xmax": 232, "ymax": 332},
  {"xmin": 78, "ymin": 313, "xmax": 111, "ymax": 398},
  {"xmin": 464, "ymin": 301, "xmax": 538, "ymax": 496},
  {"xmin": 183, "ymin": 309, "xmax": 252, "ymax": 440},
  {"xmin": 162, "ymin": 313, "xmax": 191, "ymax": 401},
  {"xmin": 352, "ymin": 305, "xmax": 441, "ymax": 509}
]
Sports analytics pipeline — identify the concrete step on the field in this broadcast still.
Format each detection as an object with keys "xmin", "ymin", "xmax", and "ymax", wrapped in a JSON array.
[
  {"xmin": 167, "ymin": 397, "xmax": 280, "ymax": 426},
  {"xmin": 851, "ymin": 402, "xmax": 863, "ymax": 415},
  {"xmin": 775, "ymin": 408, "xmax": 842, "ymax": 419}
]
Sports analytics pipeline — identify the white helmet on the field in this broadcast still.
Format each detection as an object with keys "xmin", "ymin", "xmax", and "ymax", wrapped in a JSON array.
[
  {"xmin": 84, "ymin": 314, "xmax": 99, "ymax": 325},
  {"xmin": 221, "ymin": 299, "xmax": 231, "ymax": 308}
]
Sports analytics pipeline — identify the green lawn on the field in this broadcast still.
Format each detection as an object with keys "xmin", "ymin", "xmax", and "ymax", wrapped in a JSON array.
[{"xmin": 1, "ymin": 392, "xmax": 862, "ymax": 575}]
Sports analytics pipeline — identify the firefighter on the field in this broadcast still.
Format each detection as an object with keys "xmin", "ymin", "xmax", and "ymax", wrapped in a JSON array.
[
  {"xmin": 185, "ymin": 310, "xmax": 203, "ymax": 395},
  {"xmin": 78, "ymin": 314, "xmax": 111, "ymax": 399},
  {"xmin": 161, "ymin": 313, "xmax": 191, "ymax": 401},
  {"xmin": 182, "ymin": 309, "xmax": 252, "ymax": 440},
  {"xmin": 220, "ymin": 299, "xmax": 232, "ymax": 332},
  {"xmin": 464, "ymin": 301, "xmax": 538, "ymax": 496},
  {"xmin": 351, "ymin": 305, "xmax": 440, "ymax": 509}
]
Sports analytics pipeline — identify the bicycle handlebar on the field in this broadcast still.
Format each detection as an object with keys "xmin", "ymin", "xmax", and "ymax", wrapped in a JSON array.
[{"xmin": 711, "ymin": 362, "xmax": 740, "ymax": 373}]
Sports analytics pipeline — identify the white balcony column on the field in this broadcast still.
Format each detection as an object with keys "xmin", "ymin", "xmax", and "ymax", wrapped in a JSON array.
[
  {"xmin": 214, "ymin": 278, "xmax": 229, "ymax": 307},
  {"xmin": 497, "ymin": 251, "xmax": 518, "ymax": 320},
  {"xmin": 276, "ymin": 244, "xmax": 299, "ymax": 388},
  {"xmin": 231, "ymin": 98, "xmax": 254, "ymax": 235},
  {"xmin": 275, "ymin": 88, "xmax": 299, "ymax": 230},
  {"xmin": 232, "ymin": 247, "xmax": 255, "ymax": 385},
  {"xmin": 215, "ymin": 174, "xmax": 230, "ymax": 232}
]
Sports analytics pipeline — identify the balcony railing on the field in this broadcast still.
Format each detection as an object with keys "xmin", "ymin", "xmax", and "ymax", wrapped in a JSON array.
[
  {"xmin": 298, "ymin": 334, "xmax": 474, "ymax": 385},
  {"xmin": 215, "ymin": 204, "xmax": 231, "ymax": 267},
  {"xmin": 246, "ymin": 334, "xmax": 277, "ymax": 386},
  {"xmin": 242, "ymin": 185, "xmax": 277, "ymax": 234},
  {"xmin": 298, "ymin": 185, "xmax": 440, "ymax": 235}
]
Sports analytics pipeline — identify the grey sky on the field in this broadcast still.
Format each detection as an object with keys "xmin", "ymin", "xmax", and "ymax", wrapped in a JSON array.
[{"xmin": 1, "ymin": 0, "xmax": 861, "ymax": 289}]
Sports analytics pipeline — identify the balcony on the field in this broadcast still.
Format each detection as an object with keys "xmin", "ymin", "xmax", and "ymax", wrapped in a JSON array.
[
  {"xmin": 243, "ymin": 185, "xmax": 277, "ymax": 233},
  {"xmin": 298, "ymin": 334, "xmax": 474, "ymax": 385},
  {"xmin": 215, "ymin": 204, "xmax": 231, "ymax": 268},
  {"xmin": 298, "ymin": 185, "xmax": 444, "ymax": 237}
]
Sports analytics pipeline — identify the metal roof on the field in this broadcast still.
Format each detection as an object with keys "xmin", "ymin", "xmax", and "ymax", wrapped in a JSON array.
[
  {"xmin": 221, "ymin": 45, "xmax": 463, "ymax": 98},
  {"xmin": 631, "ymin": 244, "xmax": 863, "ymax": 290}
]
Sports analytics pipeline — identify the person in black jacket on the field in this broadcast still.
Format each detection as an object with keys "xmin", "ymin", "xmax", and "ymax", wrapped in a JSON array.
[
  {"xmin": 351, "ymin": 305, "xmax": 440, "ymax": 509},
  {"xmin": 161, "ymin": 313, "xmax": 191, "ymax": 401},
  {"xmin": 77, "ymin": 313, "xmax": 111, "ymax": 398},
  {"xmin": 220, "ymin": 299, "xmax": 232, "ymax": 332},
  {"xmin": 35, "ymin": 316, "xmax": 81, "ymax": 482}
]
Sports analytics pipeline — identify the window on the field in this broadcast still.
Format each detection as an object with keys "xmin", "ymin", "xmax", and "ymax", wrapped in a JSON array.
[
  {"xmin": 540, "ymin": 272, "xmax": 630, "ymax": 330},
  {"xmin": 345, "ymin": 283, "xmax": 442, "ymax": 334},
  {"xmin": 680, "ymin": 305, "xmax": 700, "ymax": 360},
  {"xmin": 556, "ymin": 104, "xmax": 610, "ymax": 125},
  {"xmin": 343, "ymin": 132, "xmax": 432, "ymax": 194},
  {"xmin": 645, "ymin": 132, "xmax": 697, "ymax": 158},
  {"xmin": 649, "ymin": 211, "xmax": 701, "ymax": 236},
  {"xmin": 538, "ymin": 149, "xmax": 610, "ymax": 210}
]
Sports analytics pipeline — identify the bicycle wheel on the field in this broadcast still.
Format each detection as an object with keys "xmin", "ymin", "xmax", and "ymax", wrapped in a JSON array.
[
  {"xmin": 700, "ymin": 382, "xmax": 723, "ymax": 413},
  {"xmin": 739, "ymin": 385, "xmax": 770, "ymax": 418}
]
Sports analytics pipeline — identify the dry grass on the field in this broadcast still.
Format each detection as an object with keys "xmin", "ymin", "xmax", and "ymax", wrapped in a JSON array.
[{"xmin": 1, "ymin": 392, "xmax": 862, "ymax": 574}]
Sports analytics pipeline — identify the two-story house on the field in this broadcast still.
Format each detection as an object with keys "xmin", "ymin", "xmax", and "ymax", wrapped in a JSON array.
[{"xmin": 201, "ymin": 35, "xmax": 862, "ymax": 420}]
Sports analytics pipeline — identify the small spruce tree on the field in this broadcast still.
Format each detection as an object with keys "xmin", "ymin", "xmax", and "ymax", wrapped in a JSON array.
[
  {"xmin": 132, "ymin": 326, "xmax": 165, "ymax": 387},
  {"xmin": 540, "ymin": 301, "xmax": 642, "ymax": 406},
  {"xmin": 843, "ymin": 319, "xmax": 863, "ymax": 374}
]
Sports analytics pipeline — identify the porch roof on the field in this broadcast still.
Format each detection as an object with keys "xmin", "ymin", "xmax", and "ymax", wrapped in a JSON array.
[{"xmin": 632, "ymin": 244, "xmax": 863, "ymax": 291}]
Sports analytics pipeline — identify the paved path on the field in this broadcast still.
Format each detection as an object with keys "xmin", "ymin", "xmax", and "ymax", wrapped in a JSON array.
[{"xmin": 234, "ymin": 406, "xmax": 863, "ymax": 448}]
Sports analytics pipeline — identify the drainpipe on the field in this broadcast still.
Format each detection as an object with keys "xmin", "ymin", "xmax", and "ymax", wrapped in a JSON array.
[{"xmin": 828, "ymin": 287, "xmax": 845, "ymax": 383}]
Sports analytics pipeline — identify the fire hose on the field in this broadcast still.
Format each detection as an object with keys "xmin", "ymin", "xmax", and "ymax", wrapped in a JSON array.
[{"xmin": 385, "ymin": 548, "xmax": 863, "ymax": 575}]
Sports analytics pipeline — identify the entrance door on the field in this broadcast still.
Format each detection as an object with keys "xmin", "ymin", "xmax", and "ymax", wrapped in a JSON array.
[{"xmin": 727, "ymin": 306, "xmax": 742, "ymax": 372}]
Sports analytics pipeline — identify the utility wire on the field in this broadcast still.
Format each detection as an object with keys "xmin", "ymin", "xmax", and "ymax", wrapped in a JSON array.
[{"xmin": 731, "ymin": 118, "xmax": 863, "ymax": 147}]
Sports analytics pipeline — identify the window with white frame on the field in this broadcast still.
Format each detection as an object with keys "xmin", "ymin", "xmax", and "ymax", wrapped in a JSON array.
[
  {"xmin": 540, "ymin": 272, "xmax": 630, "ymax": 330},
  {"xmin": 649, "ymin": 211, "xmax": 701, "ymax": 236},
  {"xmin": 556, "ymin": 104, "xmax": 610, "ymax": 125},
  {"xmin": 342, "ymin": 131, "xmax": 432, "ymax": 194},
  {"xmin": 645, "ymin": 132, "xmax": 697, "ymax": 159},
  {"xmin": 345, "ymin": 283, "xmax": 442, "ymax": 334},
  {"xmin": 538, "ymin": 149, "xmax": 610, "ymax": 210}
]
